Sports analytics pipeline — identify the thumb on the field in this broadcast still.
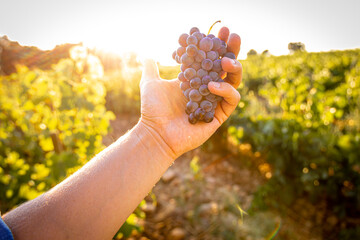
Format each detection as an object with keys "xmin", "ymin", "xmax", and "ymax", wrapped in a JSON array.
[{"xmin": 141, "ymin": 59, "xmax": 160, "ymax": 84}]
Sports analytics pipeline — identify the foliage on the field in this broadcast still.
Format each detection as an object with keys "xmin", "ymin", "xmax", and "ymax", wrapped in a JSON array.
[{"xmin": 229, "ymin": 49, "xmax": 360, "ymax": 238}]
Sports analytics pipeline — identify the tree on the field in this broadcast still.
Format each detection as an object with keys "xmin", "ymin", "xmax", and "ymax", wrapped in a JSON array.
[
  {"xmin": 288, "ymin": 42, "xmax": 306, "ymax": 53},
  {"xmin": 247, "ymin": 49, "xmax": 257, "ymax": 57}
]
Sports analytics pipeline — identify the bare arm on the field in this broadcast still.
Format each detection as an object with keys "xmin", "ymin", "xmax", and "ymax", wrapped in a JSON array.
[
  {"xmin": 4, "ymin": 122, "xmax": 175, "ymax": 240},
  {"xmin": 3, "ymin": 26, "xmax": 242, "ymax": 240}
]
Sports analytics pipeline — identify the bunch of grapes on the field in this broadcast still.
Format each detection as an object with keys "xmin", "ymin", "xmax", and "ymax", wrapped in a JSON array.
[{"xmin": 172, "ymin": 25, "xmax": 236, "ymax": 124}]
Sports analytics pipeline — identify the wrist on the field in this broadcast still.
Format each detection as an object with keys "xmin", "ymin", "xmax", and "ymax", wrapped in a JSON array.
[{"xmin": 132, "ymin": 120, "xmax": 177, "ymax": 164}]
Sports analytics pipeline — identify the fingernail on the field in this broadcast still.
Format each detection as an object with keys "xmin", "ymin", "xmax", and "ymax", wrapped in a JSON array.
[
  {"xmin": 211, "ymin": 82, "xmax": 221, "ymax": 88},
  {"xmin": 232, "ymin": 59, "xmax": 237, "ymax": 65}
]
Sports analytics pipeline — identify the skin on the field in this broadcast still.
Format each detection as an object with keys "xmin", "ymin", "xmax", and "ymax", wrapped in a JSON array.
[{"xmin": 3, "ymin": 27, "xmax": 242, "ymax": 240}]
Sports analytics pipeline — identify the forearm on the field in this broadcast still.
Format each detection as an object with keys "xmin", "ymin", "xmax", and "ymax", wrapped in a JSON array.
[{"xmin": 4, "ymin": 121, "xmax": 175, "ymax": 240}]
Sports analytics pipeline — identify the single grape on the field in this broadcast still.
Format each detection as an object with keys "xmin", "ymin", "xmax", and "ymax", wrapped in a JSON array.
[
  {"xmin": 181, "ymin": 53, "xmax": 194, "ymax": 66},
  {"xmin": 195, "ymin": 50, "xmax": 206, "ymax": 62},
  {"xmin": 209, "ymin": 71, "xmax": 219, "ymax": 81},
  {"xmin": 201, "ymin": 59, "xmax": 213, "ymax": 71},
  {"xmin": 201, "ymin": 75, "xmax": 211, "ymax": 85},
  {"xmin": 179, "ymin": 33, "xmax": 189, "ymax": 47},
  {"xmin": 184, "ymin": 68, "xmax": 196, "ymax": 80},
  {"xmin": 191, "ymin": 62, "xmax": 201, "ymax": 71},
  {"xmin": 199, "ymin": 37, "xmax": 213, "ymax": 52},
  {"xmin": 212, "ymin": 59, "xmax": 222, "ymax": 72},
  {"xmin": 177, "ymin": 47, "xmax": 186, "ymax": 57},
  {"xmin": 207, "ymin": 34, "xmax": 215, "ymax": 39},
  {"xmin": 194, "ymin": 108, "xmax": 205, "ymax": 120},
  {"xmin": 186, "ymin": 101, "xmax": 199, "ymax": 113},
  {"xmin": 224, "ymin": 52, "xmax": 236, "ymax": 59},
  {"xmin": 217, "ymin": 45, "xmax": 227, "ymax": 57},
  {"xmin": 189, "ymin": 89, "xmax": 202, "ymax": 102},
  {"xmin": 190, "ymin": 27, "xmax": 200, "ymax": 35},
  {"xmin": 180, "ymin": 64, "xmax": 188, "ymax": 72},
  {"xmin": 190, "ymin": 77, "xmax": 202, "ymax": 89},
  {"xmin": 199, "ymin": 84, "xmax": 210, "ymax": 96},
  {"xmin": 188, "ymin": 113, "xmax": 198, "ymax": 124},
  {"xmin": 205, "ymin": 93, "xmax": 217, "ymax": 102},
  {"xmin": 212, "ymin": 38, "xmax": 222, "ymax": 51},
  {"xmin": 206, "ymin": 51, "xmax": 217, "ymax": 61},
  {"xmin": 184, "ymin": 88, "xmax": 191, "ymax": 100},
  {"xmin": 178, "ymin": 72, "xmax": 186, "ymax": 82},
  {"xmin": 186, "ymin": 44, "xmax": 198, "ymax": 57},
  {"xmin": 196, "ymin": 69, "xmax": 208, "ymax": 79},
  {"xmin": 200, "ymin": 100, "xmax": 213, "ymax": 112},
  {"xmin": 175, "ymin": 55, "xmax": 181, "ymax": 64},
  {"xmin": 180, "ymin": 81, "xmax": 190, "ymax": 91},
  {"xmin": 192, "ymin": 32, "xmax": 203, "ymax": 42},
  {"xmin": 187, "ymin": 35, "xmax": 198, "ymax": 46},
  {"xmin": 212, "ymin": 101, "xmax": 218, "ymax": 111},
  {"xmin": 203, "ymin": 111, "xmax": 214, "ymax": 123},
  {"xmin": 221, "ymin": 40, "xmax": 226, "ymax": 46},
  {"xmin": 172, "ymin": 51, "xmax": 177, "ymax": 60}
]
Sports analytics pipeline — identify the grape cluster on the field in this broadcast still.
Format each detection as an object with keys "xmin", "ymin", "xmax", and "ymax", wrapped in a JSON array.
[{"xmin": 172, "ymin": 27, "xmax": 236, "ymax": 124}]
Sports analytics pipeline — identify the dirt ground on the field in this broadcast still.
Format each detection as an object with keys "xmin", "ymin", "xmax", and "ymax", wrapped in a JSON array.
[{"xmin": 104, "ymin": 115, "xmax": 323, "ymax": 240}]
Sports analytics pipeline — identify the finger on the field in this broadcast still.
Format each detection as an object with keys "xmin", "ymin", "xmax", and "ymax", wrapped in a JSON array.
[
  {"xmin": 227, "ymin": 33, "xmax": 241, "ymax": 58},
  {"xmin": 208, "ymin": 81, "xmax": 241, "ymax": 120},
  {"xmin": 141, "ymin": 59, "xmax": 160, "ymax": 85},
  {"xmin": 221, "ymin": 58, "xmax": 243, "ymax": 88},
  {"xmin": 218, "ymin": 27, "xmax": 230, "ymax": 43}
]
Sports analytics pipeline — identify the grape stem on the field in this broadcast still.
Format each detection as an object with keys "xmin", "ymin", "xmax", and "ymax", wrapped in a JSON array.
[{"xmin": 208, "ymin": 20, "xmax": 221, "ymax": 35}]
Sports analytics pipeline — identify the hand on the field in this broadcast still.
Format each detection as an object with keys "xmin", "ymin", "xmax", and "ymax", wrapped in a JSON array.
[{"xmin": 139, "ymin": 27, "xmax": 242, "ymax": 159}]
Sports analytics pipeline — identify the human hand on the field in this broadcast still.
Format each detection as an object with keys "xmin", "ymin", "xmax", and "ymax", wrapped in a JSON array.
[{"xmin": 139, "ymin": 27, "xmax": 242, "ymax": 159}]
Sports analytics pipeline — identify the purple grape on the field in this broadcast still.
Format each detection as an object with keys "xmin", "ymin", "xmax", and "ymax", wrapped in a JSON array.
[
  {"xmin": 207, "ymin": 34, "xmax": 215, "ymax": 39},
  {"xmin": 224, "ymin": 52, "xmax": 236, "ymax": 59},
  {"xmin": 199, "ymin": 37, "xmax": 213, "ymax": 52},
  {"xmin": 192, "ymin": 32, "xmax": 203, "ymax": 42},
  {"xmin": 186, "ymin": 101, "xmax": 199, "ymax": 113},
  {"xmin": 180, "ymin": 64, "xmax": 188, "ymax": 72},
  {"xmin": 207, "ymin": 51, "xmax": 217, "ymax": 61},
  {"xmin": 178, "ymin": 72, "xmax": 186, "ymax": 82},
  {"xmin": 200, "ymin": 100, "xmax": 213, "ymax": 112},
  {"xmin": 190, "ymin": 27, "xmax": 200, "ymax": 35},
  {"xmin": 202, "ymin": 75, "xmax": 211, "ymax": 85},
  {"xmin": 181, "ymin": 53, "xmax": 194, "ymax": 66},
  {"xmin": 179, "ymin": 33, "xmax": 189, "ymax": 47},
  {"xmin": 180, "ymin": 81, "xmax": 190, "ymax": 91},
  {"xmin": 212, "ymin": 38, "xmax": 222, "ymax": 51},
  {"xmin": 205, "ymin": 93, "xmax": 217, "ymax": 102},
  {"xmin": 217, "ymin": 45, "xmax": 227, "ymax": 57},
  {"xmin": 175, "ymin": 55, "xmax": 181, "ymax": 64},
  {"xmin": 189, "ymin": 89, "xmax": 202, "ymax": 102},
  {"xmin": 184, "ymin": 68, "xmax": 196, "ymax": 80},
  {"xmin": 186, "ymin": 44, "xmax": 198, "ymax": 57},
  {"xmin": 199, "ymin": 84, "xmax": 210, "ymax": 96},
  {"xmin": 209, "ymin": 71, "xmax": 219, "ymax": 81},
  {"xmin": 212, "ymin": 101, "xmax": 218, "ymax": 111},
  {"xmin": 188, "ymin": 113, "xmax": 198, "ymax": 124},
  {"xmin": 221, "ymin": 40, "xmax": 226, "ymax": 46},
  {"xmin": 197, "ymin": 69, "xmax": 208, "ymax": 79},
  {"xmin": 201, "ymin": 59, "xmax": 213, "ymax": 71},
  {"xmin": 203, "ymin": 111, "xmax": 214, "ymax": 123},
  {"xmin": 194, "ymin": 108, "xmax": 205, "ymax": 120},
  {"xmin": 191, "ymin": 62, "xmax": 201, "ymax": 71},
  {"xmin": 184, "ymin": 88, "xmax": 191, "ymax": 100},
  {"xmin": 177, "ymin": 47, "xmax": 186, "ymax": 57},
  {"xmin": 212, "ymin": 59, "xmax": 222, "ymax": 72},
  {"xmin": 187, "ymin": 35, "xmax": 198, "ymax": 46},
  {"xmin": 190, "ymin": 77, "xmax": 201, "ymax": 89},
  {"xmin": 172, "ymin": 51, "xmax": 177, "ymax": 60},
  {"xmin": 195, "ymin": 50, "xmax": 206, "ymax": 62}
]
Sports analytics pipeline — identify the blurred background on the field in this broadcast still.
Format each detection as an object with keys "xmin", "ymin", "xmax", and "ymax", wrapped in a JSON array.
[{"xmin": 0, "ymin": 0, "xmax": 359, "ymax": 239}]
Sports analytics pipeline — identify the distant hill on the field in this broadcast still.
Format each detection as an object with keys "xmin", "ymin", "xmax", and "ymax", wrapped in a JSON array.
[{"xmin": 0, "ymin": 35, "xmax": 79, "ymax": 75}]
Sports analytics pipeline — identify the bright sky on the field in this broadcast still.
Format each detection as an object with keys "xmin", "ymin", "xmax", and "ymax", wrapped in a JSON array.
[{"xmin": 1, "ymin": 0, "xmax": 360, "ymax": 65}]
